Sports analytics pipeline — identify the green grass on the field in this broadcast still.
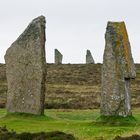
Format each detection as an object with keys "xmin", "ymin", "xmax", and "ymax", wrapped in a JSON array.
[
  {"xmin": 95, "ymin": 115, "xmax": 137, "ymax": 126},
  {"xmin": 0, "ymin": 109, "xmax": 139, "ymax": 140}
]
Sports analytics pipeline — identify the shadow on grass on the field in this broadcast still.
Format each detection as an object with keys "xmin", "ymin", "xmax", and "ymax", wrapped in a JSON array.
[{"xmin": 93, "ymin": 115, "xmax": 138, "ymax": 126}]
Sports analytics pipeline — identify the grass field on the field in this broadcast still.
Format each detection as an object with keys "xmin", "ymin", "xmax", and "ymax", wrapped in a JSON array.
[{"xmin": 0, "ymin": 109, "xmax": 139, "ymax": 140}]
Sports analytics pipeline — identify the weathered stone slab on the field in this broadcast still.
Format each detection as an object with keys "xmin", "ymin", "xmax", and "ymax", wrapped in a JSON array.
[
  {"xmin": 55, "ymin": 49, "xmax": 63, "ymax": 64},
  {"xmin": 86, "ymin": 50, "xmax": 95, "ymax": 64},
  {"xmin": 101, "ymin": 22, "xmax": 136, "ymax": 117},
  {"xmin": 5, "ymin": 16, "xmax": 46, "ymax": 115}
]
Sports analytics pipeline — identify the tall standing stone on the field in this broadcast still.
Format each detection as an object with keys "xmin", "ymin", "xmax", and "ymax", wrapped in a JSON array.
[
  {"xmin": 101, "ymin": 22, "xmax": 136, "ymax": 117},
  {"xmin": 86, "ymin": 50, "xmax": 95, "ymax": 64},
  {"xmin": 5, "ymin": 16, "xmax": 46, "ymax": 115},
  {"xmin": 55, "ymin": 49, "xmax": 63, "ymax": 64}
]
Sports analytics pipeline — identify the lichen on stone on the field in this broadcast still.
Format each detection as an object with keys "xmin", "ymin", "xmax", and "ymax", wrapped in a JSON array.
[
  {"xmin": 101, "ymin": 21, "xmax": 136, "ymax": 117},
  {"xmin": 5, "ymin": 16, "xmax": 46, "ymax": 115}
]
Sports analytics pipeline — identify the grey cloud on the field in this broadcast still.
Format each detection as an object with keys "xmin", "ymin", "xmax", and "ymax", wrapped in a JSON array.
[{"xmin": 0, "ymin": 0, "xmax": 140, "ymax": 63}]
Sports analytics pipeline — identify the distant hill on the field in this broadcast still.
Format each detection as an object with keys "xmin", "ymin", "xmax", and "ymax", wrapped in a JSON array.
[{"xmin": 0, "ymin": 63, "xmax": 140, "ymax": 109}]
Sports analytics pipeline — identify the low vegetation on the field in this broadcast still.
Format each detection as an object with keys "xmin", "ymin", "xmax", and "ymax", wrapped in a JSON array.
[
  {"xmin": 0, "ymin": 109, "xmax": 139, "ymax": 140},
  {"xmin": 0, "ymin": 126, "xmax": 76, "ymax": 140},
  {"xmin": 0, "ymin": 64, "xmax": 140, "ymax": 109},
  {"xmin": 114, "ymin": 135, "xmax": 140, "ymax": 140}
]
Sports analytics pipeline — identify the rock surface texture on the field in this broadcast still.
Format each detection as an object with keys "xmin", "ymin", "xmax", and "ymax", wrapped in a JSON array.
[
  {"xmin": 55, "ymin": 49, "xmax": 63, "ymax": 64},
  {"xmin": 5, "ymin": 16, "xmax": 46, "ymax": 115},
  {"xmin": 86, "ymin": 50, "xmax": 95, "ymax": 64},
  {"xmin": 101, "ymin": 22, "xmax": 136, "ymax": 116}
]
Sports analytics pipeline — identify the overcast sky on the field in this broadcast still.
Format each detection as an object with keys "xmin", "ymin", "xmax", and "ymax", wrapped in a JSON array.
[{"xmin": 0, "ymin": 0, "xmax": 140, "ymax": 64}]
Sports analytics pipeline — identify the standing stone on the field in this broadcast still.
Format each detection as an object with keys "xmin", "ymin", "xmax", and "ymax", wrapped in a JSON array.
[
  {"xmin": 55, "ymin": 49, "xmax": 63, "ymax": 64},
  {"xmin": 86, "ymin": 50, "xmax": 95, "ymax": 64},
  {"xmin": 5, "ymin": 16, "xmax": 46, "ymax": 115},
  {"xmin": 101, "ymin": 22, "xmax": 136, "ymax": 117}
]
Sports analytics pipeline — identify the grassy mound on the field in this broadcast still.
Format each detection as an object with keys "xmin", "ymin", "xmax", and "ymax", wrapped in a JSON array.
[
  {"xmin": 0, "ymin": 126, "xmax": 76, "ymax": 140},
  {"xmin": 94, "ymin": 115, "xmax": 137, "ymax": 126}
]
